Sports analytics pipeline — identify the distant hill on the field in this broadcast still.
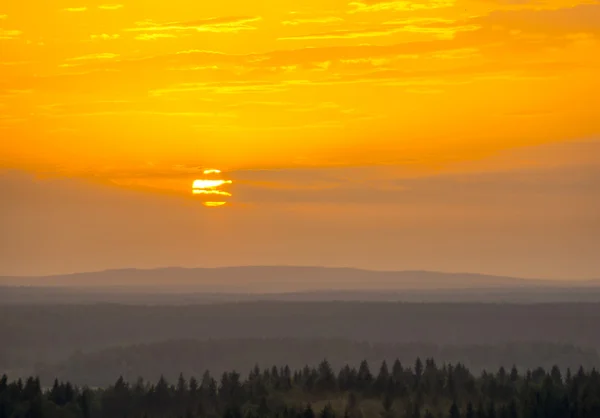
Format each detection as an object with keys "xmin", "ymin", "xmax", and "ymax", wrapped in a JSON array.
[{"xmin": 1, "ymin": 266, "xmax": 599, "ymax": 293}]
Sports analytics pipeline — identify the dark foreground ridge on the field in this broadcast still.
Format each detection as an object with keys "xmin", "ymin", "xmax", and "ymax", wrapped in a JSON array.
[{"xmin": 2, "ymin": 358, "xmax": 599, "ymax": 418}]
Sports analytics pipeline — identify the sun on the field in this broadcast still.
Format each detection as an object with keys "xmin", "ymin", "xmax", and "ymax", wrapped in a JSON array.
[{"xmin": 192, "ymin": 169, "xmax": 233, "ymax": 207}]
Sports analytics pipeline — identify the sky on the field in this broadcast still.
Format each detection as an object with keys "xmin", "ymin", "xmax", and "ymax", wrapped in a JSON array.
[{"xmin": 0, "ymin": 0, "xmax": 599, "ymax": 278}]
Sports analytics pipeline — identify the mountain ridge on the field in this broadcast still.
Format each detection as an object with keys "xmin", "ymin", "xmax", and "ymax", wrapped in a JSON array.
[{"xmin": 2, "ymin": 266, "xmax": 599, "ymax": 292}]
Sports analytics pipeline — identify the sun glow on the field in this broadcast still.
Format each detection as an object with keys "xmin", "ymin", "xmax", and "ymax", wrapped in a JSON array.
[
  {"xmin": 192, "ymin": 170, "xmax": 232, "ymax": 207},
  {"xmin": 192, "ymin": 190, "xmax": 232, "ymax": 197},
  {"xmin": 192, "ymin": 179, "xmax": 232, "ymax": 189}
]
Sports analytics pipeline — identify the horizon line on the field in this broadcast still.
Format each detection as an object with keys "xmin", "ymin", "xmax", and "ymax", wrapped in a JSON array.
[{"xmin": 2, "ymin": 265, "xmax": 599, "ymax": 283}]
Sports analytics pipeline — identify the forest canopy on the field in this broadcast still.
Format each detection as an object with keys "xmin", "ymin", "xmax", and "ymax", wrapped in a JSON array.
[{"xmin": 2, "ymin": 358, "xmax": 600, "ymax": 418}]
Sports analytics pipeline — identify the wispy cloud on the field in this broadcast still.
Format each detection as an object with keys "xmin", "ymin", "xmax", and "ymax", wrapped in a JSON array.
[
  {"xmin": 0, "ymin": 29, "xmax": 21, "ymax": 40},
  {"xmin": 42, "ymin": 110, "xmax": 236, "ymax": 119},
  {"xmin": 98, "ymin": 4, "xmax": 123, "ymax": 10},
  {"xmin": 341, "ymin": 57, "xmax": 394, "ymax": 66},
  {"xmin": 67, "ymin": 53, "xmax": 119, "ymax": 61},
  {"xmin": 90, "ymin": 34, "xmax": 120, "ymax": 41},
  {"xmin": 383, "ymin": 17, "xmax": 456, "ymax": 25},
  {"xmin": 135, "ymin": 33, "xmax": 178, "ymax": 41},
  {"xmin": 150, "ymin": 81, "xmax": 287, "ymax": 96},
  {"xmin": 348, "ymin": 0, "xmax": 454, "ymax": 13},
  {"xmin": 167, "ymin": 65, "xmax": 219, "ymax": 71},
  {"xmin": 126, "ymin": 16, "xmax": 262, "ymax": 34},
  {"xmin": 281, "ymin": 17, "xmax": 344, "ymax": 26},
  {"xmin": 393, "ymin": 24, "xmax": 481, "ymax": 39},
  {"xmin": 278, "ymin": 27, "xmax": 403, "ymax": 40},
  {"xmin": 149, "ymin": 76, "xmax": 450, "ymax": 98},
  {"xmin": 278, "ymin": 21, "xmax": 478, "ymax": 40},
  {"xmin": 0, "ymin": 14, "xmax": 7, "ymax": 19},
  {"xmin": 64, "ymin": 7, "xmax": 87, "ymax": 12}
]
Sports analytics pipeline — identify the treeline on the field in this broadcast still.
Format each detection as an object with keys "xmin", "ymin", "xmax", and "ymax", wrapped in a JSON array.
[
  {"xmin": 2, "ymin": 358, "xmax": 600, "ymax": 418},
  {"xmin": 31, "ymin": 339, "xmax": 600, "ymax": 387}
]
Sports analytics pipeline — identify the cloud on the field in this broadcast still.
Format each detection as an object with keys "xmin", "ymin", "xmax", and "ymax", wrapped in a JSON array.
[
  {"xmin": 67, "ymin": 53, "xmax": 119, "ymax": 61},
  {"xmin": 135, "ymin": 33, "xmax": 178, "ymax": 41},
  {"xmin": 340, "ymin": 57, "xmax": 394, "ymax": 66},
  {"xmin": 397, "ymin": 24, "xmax": 481, "ymax": 38},
  {"xmin": 0, "ymin": 14, "xmax": 7, "ymax": 19},
  {"xmin": 147, "ymin": 77, "xmax": 382, "ymax": 98},
  {"xmin": 0, "ymin": 29, "xmax": 21, "ymax": 40},
  {"xmin": 125, "ymin": 16, "xmax": 262, "ymax": 34},
  {"xmin": 474, "ymin": 4, "xmax": 600, "ymax": 34},
  {"xmin": 145, "ymin": 55, "xmax": 579, "ymax": 98},
  {"xmin": 6, "ymin": 2, "xmax": 598, "ymax": 100},
  {"xmin": 149, "ymin": 81, "xmax": 287, "ymax": 96},
  {"xmin": 278, "ymin": 27, "xmax": 403, "ymax": 40},
  {"xmin": 64, "ymin": 7, "xmax": 87, "ymax": 12},
  {"xmin": 167, "ymin": 65, "xmax": 220, "ymax": 71},
  {"xmin": 43, "ymin": 110, "xmax": 236, "ymax": 119},
  {"xmin": 383, "ymin": 17, "xmax": 457, "ymax": 25},
  {"xmin": 278, "ymin": 22, "xmax": 480, "ymax": 40},
  {"xmin": 90, "ymin": 34, "xmax": 120, "ymax": 41},
  {"xmin": 27, "ymin": 37, "xmax": 461, "ymax": 76},
  {"xmin": 98, "ymin": 4, "xmax": 123, "ymax": 10},
  {"xmin": 348, "ymin": 0, "xmax": 454, "ymax": 13},
  {"xmin": 0, "ymin": 61, "xmax": 31, "ymax": 66},
  {"xmin": 252, "ymin": 41, "xmax": 458, "ymax": 68},
  {"xmin": 281, "ymin": 17, "xmax": 344, "ymax": 25}
]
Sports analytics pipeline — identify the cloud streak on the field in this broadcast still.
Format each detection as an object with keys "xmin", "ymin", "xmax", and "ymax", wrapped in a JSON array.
[
  {"xmin": 0, "ymin": 29, "xmax": 21, "ymax": 40},
  {"xmin": 278, "ymin": 27, "xmax": 403, "ymax": 40},
  {"xmin": 98, "ymin": 4, "xmax": 123, "ymax": 10},
  {"xmin": 278, "ymin": 22, "xmax": 480, "ymax": 40},
  {"xmin": 281, "ymin": 17, "xmax": 344, "ymax": 26},
  {"xmin": 126, "ymin": 16, "xmax": 262, "ymax": 34},
  {"xmin": 135, "ymin": 33, "xmax": 178, "ymax": 41},
  {"xmin": 66, "ymin": 53, "xmax": 120, "ymax": 61},
  {"xmin": 64, "ymin": 7, "xmax": 87, "ymax": 12},
  {"xmin": 90, "ymin": 34, "xmax": 120, "ymax": 41},
  {"xmin": 348, "ymin": 0, "xmax": 454, "ymax": 13}
]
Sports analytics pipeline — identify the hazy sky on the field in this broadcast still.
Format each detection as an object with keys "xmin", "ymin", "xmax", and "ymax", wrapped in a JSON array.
[{"xmin": 0, "ymin": 0, "xmax": 599, "ymax": 278}]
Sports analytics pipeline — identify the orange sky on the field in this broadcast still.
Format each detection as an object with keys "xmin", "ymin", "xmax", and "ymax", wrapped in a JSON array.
[{"xmin": 0, "ymin": 0, "xmax": 599, "ymax": 278}]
